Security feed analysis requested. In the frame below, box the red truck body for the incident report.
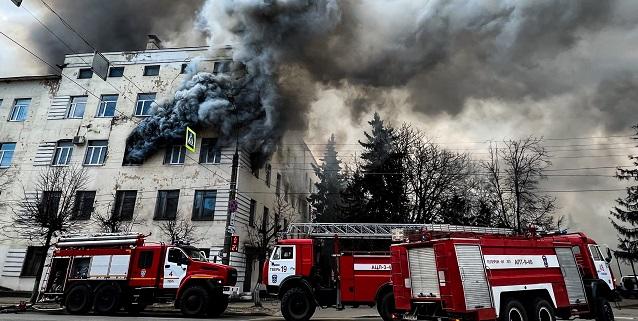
[389,231,618,321]
[40,233,237,317]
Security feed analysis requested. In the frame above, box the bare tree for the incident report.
[8,165,89,302]
[246,195,296,306]
[0,168,13,213]
[397,125,474,224]
[481,137,557,232]
[157,211,200,244]
[93,209,139,233]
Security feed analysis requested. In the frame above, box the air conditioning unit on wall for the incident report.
[72,136,86,145]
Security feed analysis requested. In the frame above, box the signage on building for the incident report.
[91,51,110,81]
[185,127,196,152]
[230,235,240,252]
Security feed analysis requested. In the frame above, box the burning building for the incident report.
[0,37,317,293]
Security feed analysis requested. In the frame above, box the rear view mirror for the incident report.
[605,247,613,263]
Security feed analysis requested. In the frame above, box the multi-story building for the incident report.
[0,38,316,293]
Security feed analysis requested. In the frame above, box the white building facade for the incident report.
[0,43,316,293]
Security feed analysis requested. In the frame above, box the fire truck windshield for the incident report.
[181,247,207,262]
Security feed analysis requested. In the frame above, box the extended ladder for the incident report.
[282,223,513,239]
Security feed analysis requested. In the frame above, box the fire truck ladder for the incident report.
[56,232,144,247]
[282,223,513,239]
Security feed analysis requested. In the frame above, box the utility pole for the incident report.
[222,93,239,265]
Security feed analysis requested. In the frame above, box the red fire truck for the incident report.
[37,233,238,317]
[263,223,488,321]
[388,228,619,321]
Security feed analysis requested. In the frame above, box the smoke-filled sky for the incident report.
[1,0,638,271]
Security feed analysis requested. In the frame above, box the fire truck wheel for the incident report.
[93,283,123,315]
[531,299,555,321]
[180,285,209,317]
[594,298,615,321]
[377,291,395,321]
[281,287,316,321]
[208,294,229,317]
[500,299,529,321]
[64,283,92,314]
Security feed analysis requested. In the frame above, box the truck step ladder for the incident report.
[282,223,513,239]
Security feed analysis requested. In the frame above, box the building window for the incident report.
[261,207,269,231]
[199,138,221,164]
[276,173,282,196]
[77,68,93,79]
[72,191,95,220]
[52,140,73,166]
[108,66,124,78]
[249,199,256,227]
[9,98,30,121]
[265,164,272,187]
[96,94,118,117]
[180,63,188,74]
[0,142,16,168]
[213,61,231,74]
[84,140,108,166]
[20,246,47,277]
[164,145,185,165]
[192,190,216,220]
[154,190,179,220]
[66,96,87,119]
[135,93,156,117]
[113,190,137,220]
[143,65,160,76]
[41,191,62,218]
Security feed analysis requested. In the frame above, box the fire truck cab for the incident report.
[389,229,619,321]
[38,233,238,317]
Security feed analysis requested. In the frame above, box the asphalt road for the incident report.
[0,306,635,321]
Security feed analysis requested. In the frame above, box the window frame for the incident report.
[83,140,108,166]
[20,246,47,277]
[199,138,221,164]
[77,68,93,79]
[96,94,118,118]
[52,140,73,166]
[0,142,16,168]
[164,145,185,165]
[9,98,30,122]
[71,191,96,220]
[265,164,272,187]
[192,190,217,221]
[249,199,257,227]
[113,190,137,220]
[154,190,180,220]
[134,93,156,117]
[66,95,87,119]
[108,66,124,78]
[143,65,160,76]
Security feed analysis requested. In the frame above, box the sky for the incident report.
[1,0,637,273]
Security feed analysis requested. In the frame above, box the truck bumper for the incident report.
[223,286,240,298]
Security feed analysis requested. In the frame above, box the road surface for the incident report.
[0,307,634,321]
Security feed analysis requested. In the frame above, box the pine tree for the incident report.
[611,125,638,277]
[354,113,408,223]
[309,134,346,222]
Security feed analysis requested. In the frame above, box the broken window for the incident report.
[84,140,108,166]
[108,66,124,78]
[135,93,156,116]
[199,138,221,164]
[213,60,231,74]
[143,65,160,76]
[265,163,272,187]
[96,94,118,117]
[72,191,95,220]
[155,190,179,220]
[192,190,216,220]
[276,173,282,196]
[164,145,185,165]
[52,140,73,166]
[66,96,87,119]
[77,68,93,79]
[249,199,257,227]
[113,190,137,220]
[180,63,188,74]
